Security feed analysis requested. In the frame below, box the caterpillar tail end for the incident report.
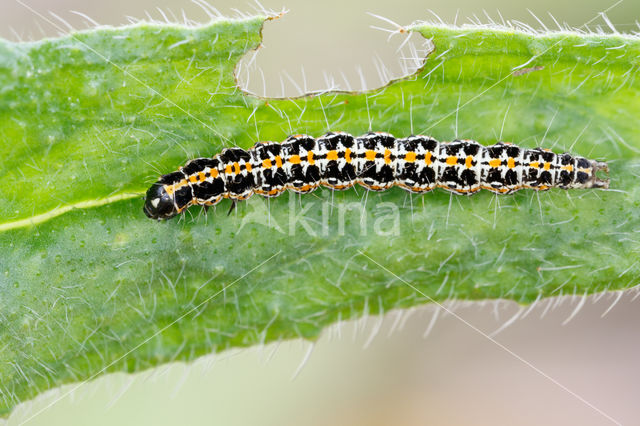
[590,161,610,189]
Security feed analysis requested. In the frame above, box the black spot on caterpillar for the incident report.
[143,132,609,220]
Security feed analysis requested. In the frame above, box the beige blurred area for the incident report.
[2,0,640,425]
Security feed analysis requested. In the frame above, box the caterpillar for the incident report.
[143,132,609,220]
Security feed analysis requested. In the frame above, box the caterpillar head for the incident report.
[143,183,179,220]
[143,171,190,220]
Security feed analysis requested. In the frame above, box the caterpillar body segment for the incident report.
[143,132,609,220]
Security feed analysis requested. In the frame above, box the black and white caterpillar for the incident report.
[143,132,609,220]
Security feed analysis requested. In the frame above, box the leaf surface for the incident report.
[1,16,639,415]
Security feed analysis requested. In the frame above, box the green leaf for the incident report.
[1,15,639,416]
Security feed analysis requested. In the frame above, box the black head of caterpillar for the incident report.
[143,182,178,220]
[143,171,200,219]
[143,132,610,221]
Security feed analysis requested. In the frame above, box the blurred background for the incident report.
[2,0,640,425]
